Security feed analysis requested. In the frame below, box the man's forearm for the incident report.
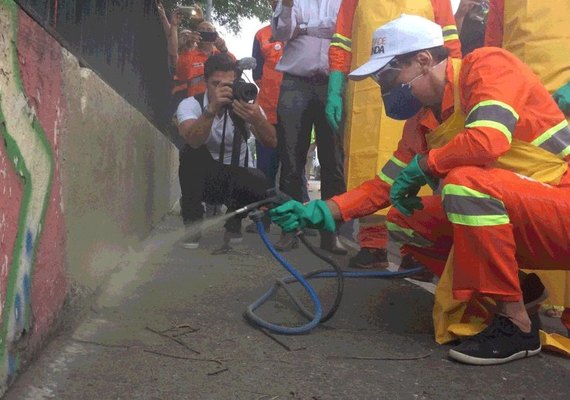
[180,112,215,148]
[251,118,277,148]
[167,25,178,65]
[325,199,342,221]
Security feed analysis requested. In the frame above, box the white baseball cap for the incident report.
[349,14,444,81]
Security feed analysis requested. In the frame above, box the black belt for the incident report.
[284,72,329,86]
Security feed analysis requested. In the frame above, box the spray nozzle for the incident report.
[234,188,291,216]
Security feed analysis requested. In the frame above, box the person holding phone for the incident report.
[175,21,236,99]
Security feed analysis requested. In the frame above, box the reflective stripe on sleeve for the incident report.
[331,33,352,52]
[465,100,519,143]
[531,119,570,158]
[378,156,408,185]
[442,25,459,41]
[442,184,510,226]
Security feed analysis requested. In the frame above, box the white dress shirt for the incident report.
[177,94,255,167]
[271,0,341,77]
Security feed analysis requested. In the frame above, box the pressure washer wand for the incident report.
[234,188,291,216]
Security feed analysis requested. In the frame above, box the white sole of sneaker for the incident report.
[180,242,200,249]
[228,238,243,245]
[448,345,541,366]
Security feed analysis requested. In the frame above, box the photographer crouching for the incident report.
[177,53,277,249]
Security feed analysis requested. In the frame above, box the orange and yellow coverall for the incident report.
[331,47,570,303]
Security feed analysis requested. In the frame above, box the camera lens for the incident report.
[233,81,258,103]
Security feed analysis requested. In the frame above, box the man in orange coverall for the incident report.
[327,0,461,269]
[270,14,570,365]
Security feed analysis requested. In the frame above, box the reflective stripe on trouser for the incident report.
[386,196,453,276]
[441,166,570,302]
[386,220,435,271]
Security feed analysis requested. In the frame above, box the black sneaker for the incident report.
[449,314,541,366]
[181,229,201,249]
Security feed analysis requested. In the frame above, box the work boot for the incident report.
[223,229,243,245]
[348,248,388,269]
[302,228,318,237]
[400,254,435,282]
[448,314,541,365]
[245,215,271,234]
[319,231,347,255]
[274,231,299,252]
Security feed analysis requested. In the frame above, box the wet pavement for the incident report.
[5,213,570,400]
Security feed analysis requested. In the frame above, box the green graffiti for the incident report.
[0,0,55,386]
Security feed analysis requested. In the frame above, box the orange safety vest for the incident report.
[174,49,236,99]
[254,25,284,125]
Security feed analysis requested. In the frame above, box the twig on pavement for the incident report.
[143,349,223,365]
[72,339,130,349]
[256,328,292,351]
[207,367,229,376]
[145,326,201,354]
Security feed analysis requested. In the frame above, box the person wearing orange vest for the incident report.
[326,0,461,269]
[174,21,235,100]
[251,24,284,184]
[270,15,570,365]
[485,0,570,333]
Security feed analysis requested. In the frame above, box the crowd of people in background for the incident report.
[153,0,570,357]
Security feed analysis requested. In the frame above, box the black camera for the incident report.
[232,79,258,103]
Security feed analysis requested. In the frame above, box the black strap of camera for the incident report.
[195,92,249,168]
[230,113,250,168]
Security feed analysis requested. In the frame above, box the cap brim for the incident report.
[348,56,394,81]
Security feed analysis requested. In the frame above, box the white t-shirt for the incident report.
[177,93,255,167]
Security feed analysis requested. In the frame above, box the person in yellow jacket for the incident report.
[485,0,570,333]
[327,0,461,269]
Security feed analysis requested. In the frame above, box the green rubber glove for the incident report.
[326,71,346,131]
[269,199,336,233]
[389,155,436,216]
[553,82,570,116]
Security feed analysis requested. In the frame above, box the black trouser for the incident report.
[179,145,271,232]
[277,73,346,202]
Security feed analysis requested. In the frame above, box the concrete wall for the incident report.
[0,0,179,392]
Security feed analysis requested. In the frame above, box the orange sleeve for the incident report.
[331,119,422,221]
[175,52,192,81]
[484,0,504,47]
[431,0,462,59]
[329,0,358,73]
[427,49,527,176]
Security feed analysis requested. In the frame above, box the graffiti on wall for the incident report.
[0,0,67,389]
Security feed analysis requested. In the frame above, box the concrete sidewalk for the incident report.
[5,214,570,400]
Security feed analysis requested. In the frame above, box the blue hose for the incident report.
[245,220,426,335]
[246,220,323,334]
